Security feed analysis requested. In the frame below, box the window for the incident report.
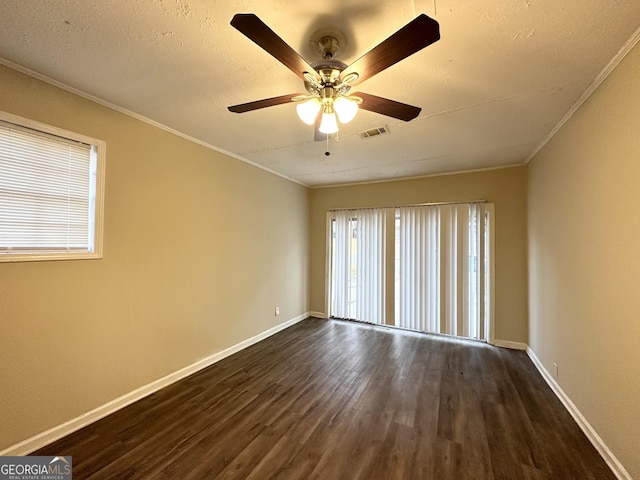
[0,111,105,262]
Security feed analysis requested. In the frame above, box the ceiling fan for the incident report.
[227,13,440,140]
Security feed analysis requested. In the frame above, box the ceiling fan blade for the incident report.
[341,14,440,86]
[355,92,422,121]
[228,93,303,113]
[231,14,319,82]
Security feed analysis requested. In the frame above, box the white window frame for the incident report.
[0,111,106,263]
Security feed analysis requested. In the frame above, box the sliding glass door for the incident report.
[394,203,492,340]
[329,202,494,341]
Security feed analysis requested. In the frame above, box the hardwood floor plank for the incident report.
[32,318,617,479]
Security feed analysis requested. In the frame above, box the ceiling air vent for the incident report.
[358,125,390,139]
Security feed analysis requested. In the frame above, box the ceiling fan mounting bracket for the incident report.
[309,27,347,61]
[317,35,339,59]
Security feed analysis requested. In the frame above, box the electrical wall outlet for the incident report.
[553,362,559,379]
[275,306,280,316]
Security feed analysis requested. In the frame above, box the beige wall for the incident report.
[0,65,310,450]
[527,43,640,478]
[309,166,528,343]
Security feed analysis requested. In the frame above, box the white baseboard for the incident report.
[308,311,326,318]
[491,339,528,350]
[0,312,309,456]
[526,347,632,480]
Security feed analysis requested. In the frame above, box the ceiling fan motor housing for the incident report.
[304,60,349,95]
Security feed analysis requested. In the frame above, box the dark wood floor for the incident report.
[34,318,615,479]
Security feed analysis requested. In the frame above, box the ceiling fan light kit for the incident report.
[319,108,339,134]
[333,96,358,123]
[228,12,440,142]
[296,98,321,125]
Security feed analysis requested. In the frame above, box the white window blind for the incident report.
[329,202,494,340]
[395,203,491,340]
[330,209,386,325]
[395,205,441,333]
[331,210,354,319]
[0,114,104,261]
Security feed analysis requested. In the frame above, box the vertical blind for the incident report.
[329,202,492,341]
[395,203,488,339]
[331,210,353,319]
[331,208,386,324]
[0,120,96,253]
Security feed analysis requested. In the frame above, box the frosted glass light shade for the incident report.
[296,98,321,125]
[319,112,339,134]
[334,97,358,123]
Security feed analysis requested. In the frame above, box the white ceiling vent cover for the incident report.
[358,126,390,139]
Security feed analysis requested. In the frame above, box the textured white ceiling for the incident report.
[1,0,639,186]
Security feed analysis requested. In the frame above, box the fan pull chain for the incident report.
[325,134,330,156]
